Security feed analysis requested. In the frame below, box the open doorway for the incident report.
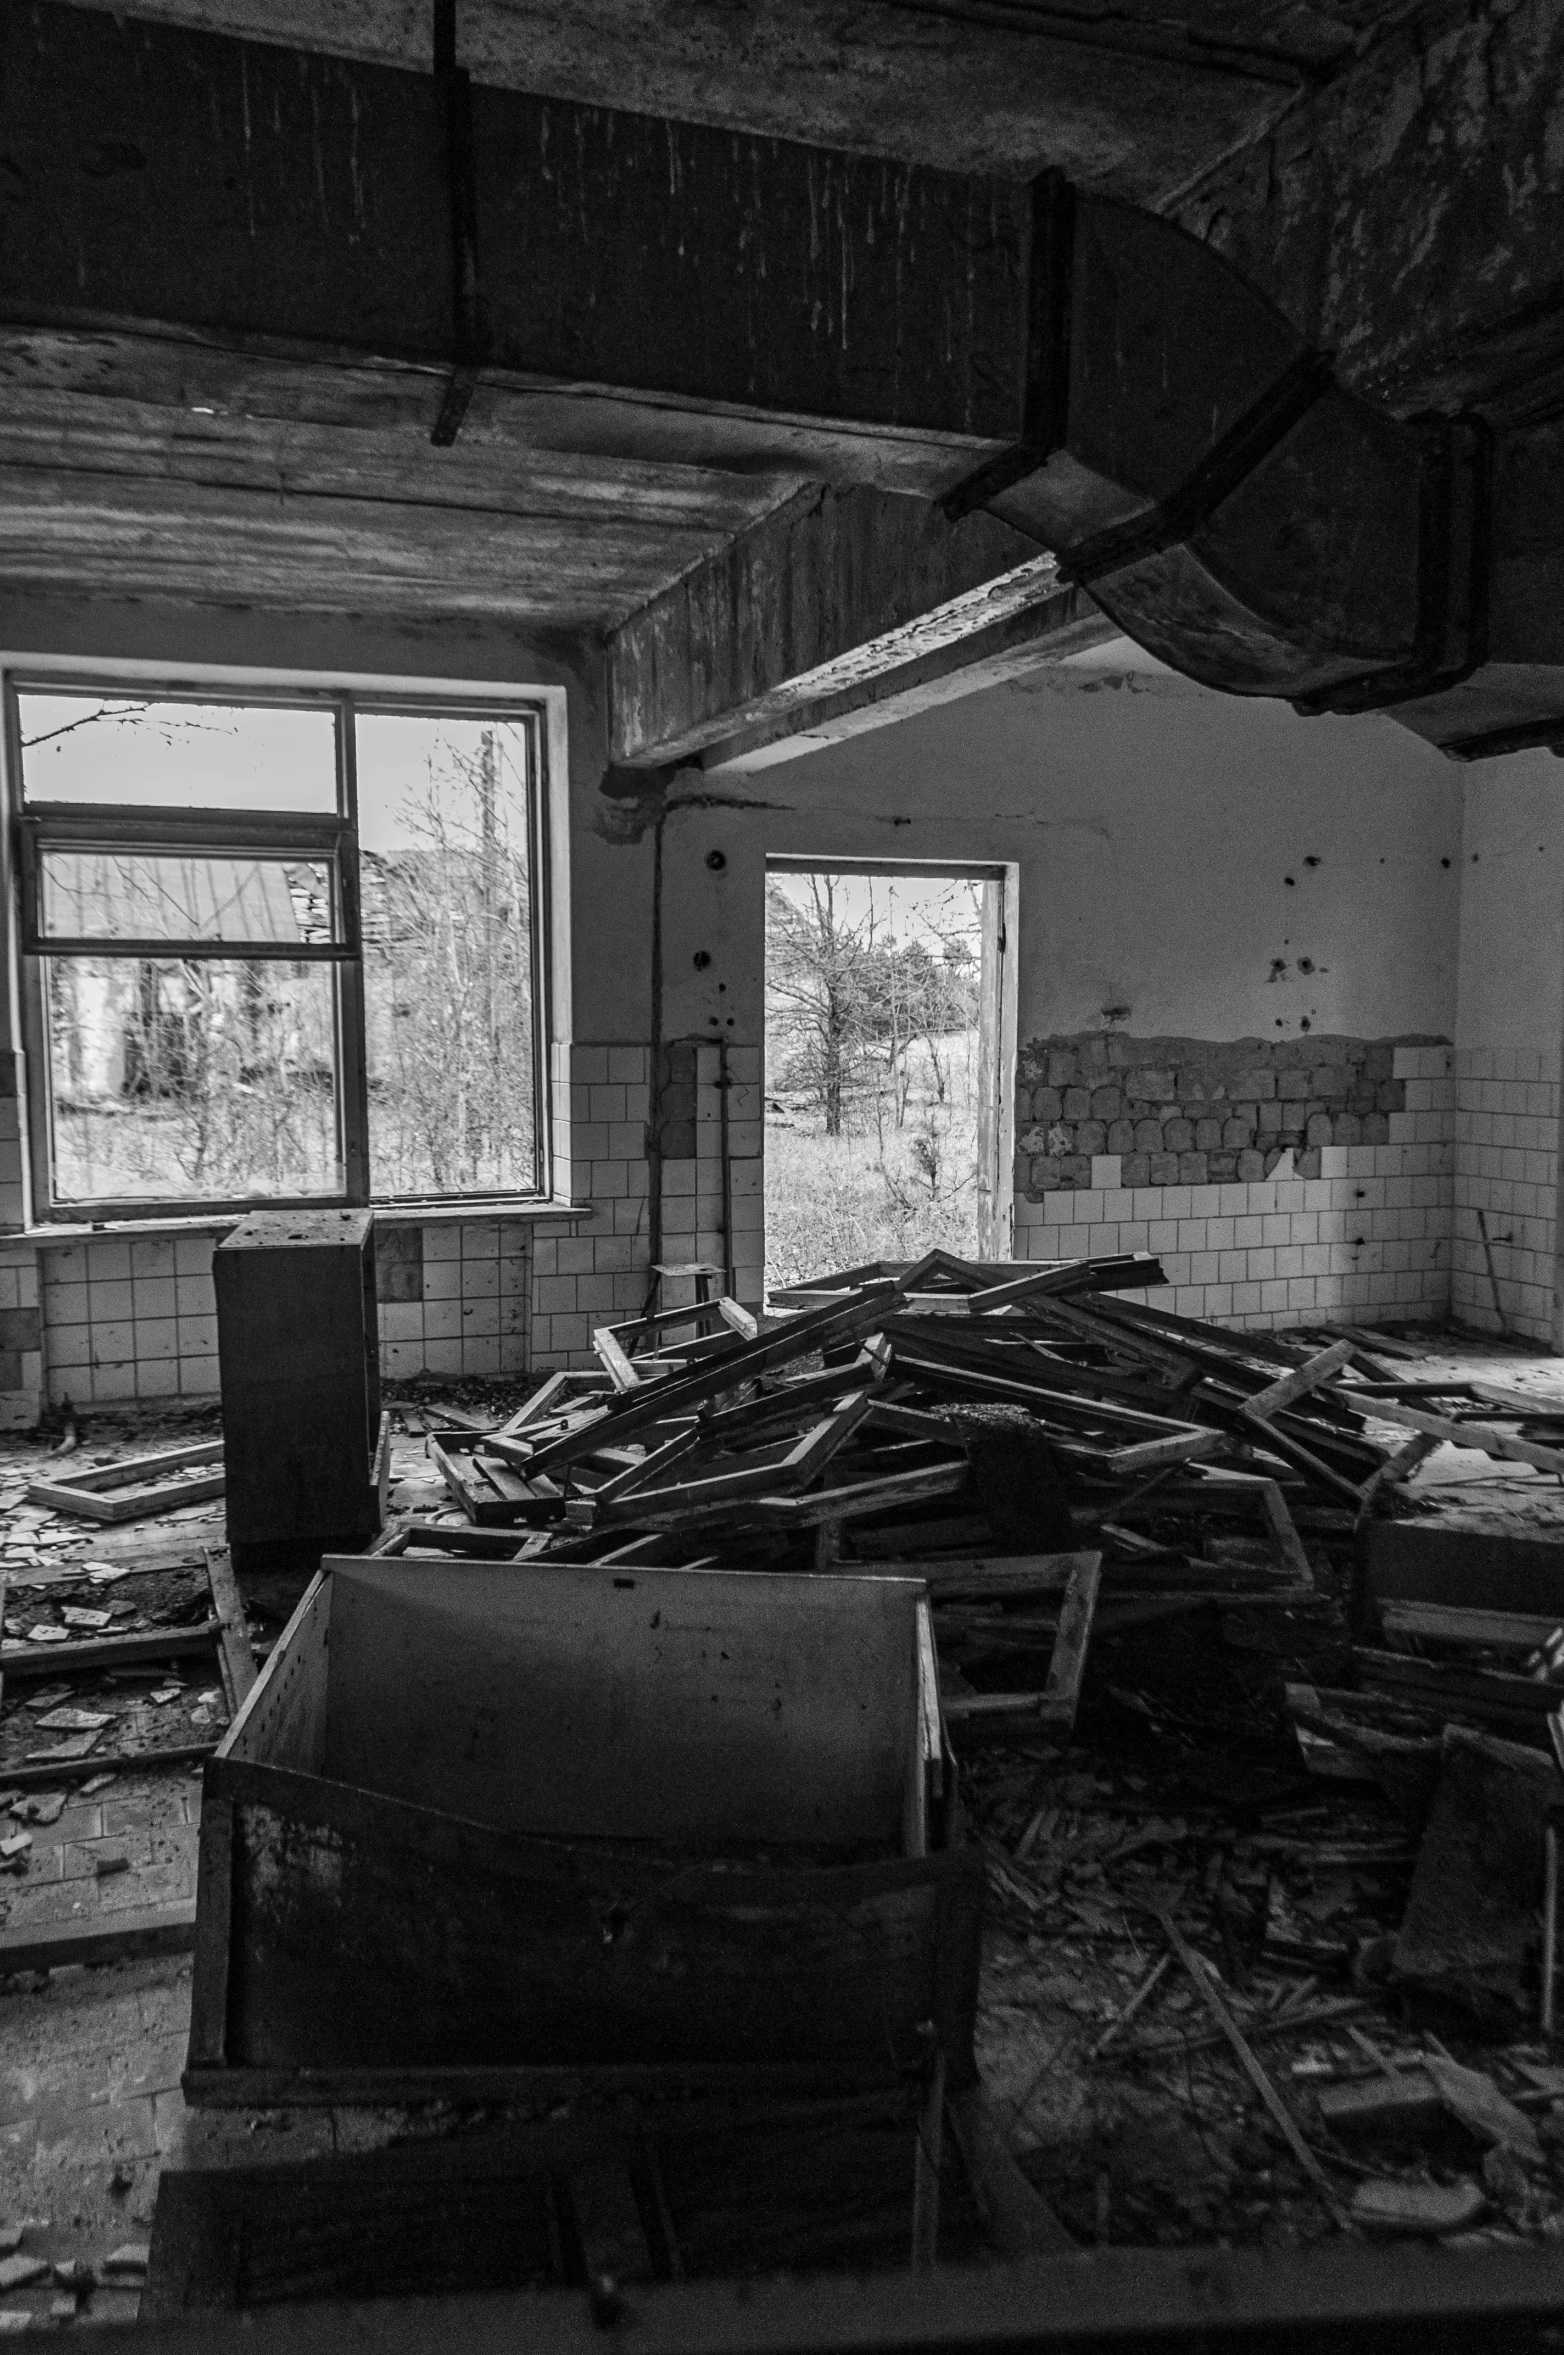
[763,858,1012,1292]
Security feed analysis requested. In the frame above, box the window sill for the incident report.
[8,1199,595,1248]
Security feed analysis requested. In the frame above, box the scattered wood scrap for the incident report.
[26,1438,225,1523]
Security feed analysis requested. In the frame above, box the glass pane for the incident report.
[44,958,343,1207]
[356,715,536,1194]
[38,851,337,947]
[16,693,337,812]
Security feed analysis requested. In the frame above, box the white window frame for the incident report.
[5,676,552,1222]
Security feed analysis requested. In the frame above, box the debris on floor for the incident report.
[10,1295,1564,2318]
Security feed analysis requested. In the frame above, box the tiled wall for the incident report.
[1014,1044,1455,1331]
[0,1238,41,1431]
[1,1033,1551,1415]
[1452,1045,1561,1344]
[40,1229,220,1406]
[529,1038,763,1370]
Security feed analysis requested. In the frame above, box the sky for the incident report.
[766,867,986,956]
[15,694,530,859]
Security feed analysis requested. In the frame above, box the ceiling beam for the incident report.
[607,486,1114,768]
[0,3,1030,473]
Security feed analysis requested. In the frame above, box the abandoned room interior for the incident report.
[1,0,1564,2345]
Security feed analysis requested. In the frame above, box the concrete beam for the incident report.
[0,2,1030,466]
[700,587,1120,776]
[607,489,1109,767]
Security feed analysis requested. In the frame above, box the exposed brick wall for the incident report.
[1016,1033,1428,1197]
[1012,1044,1455,1333]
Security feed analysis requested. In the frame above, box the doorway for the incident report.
[763,858,1012,1293]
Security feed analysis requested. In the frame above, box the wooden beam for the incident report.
[608,485,1112,766]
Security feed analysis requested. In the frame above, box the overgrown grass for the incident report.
[764,1030,983,1288]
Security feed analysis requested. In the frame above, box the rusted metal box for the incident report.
[184,1559,981,2104]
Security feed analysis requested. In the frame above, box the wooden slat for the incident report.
[1379,1600,1561,1650]
[1037,1551,1103,1734]
[0,1620,221,1680]
[1344,1393,1564,1475]
[1242,1338,1357,1421]
[204,1549,257,1711]
[0,1899,197,1976]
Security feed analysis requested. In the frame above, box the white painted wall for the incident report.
[687,643,1463,1048]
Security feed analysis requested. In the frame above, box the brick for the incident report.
[1090,1086,1122,1121]
[1178,1152,1208,1185]
[1106,1119,1136,1154]
[1277,1069,1312,1100]
[1376,1079,1406,1112]
[1062,1087,1091,1120]
[1027,1157,1062,1191]
[1362,1045,1395,1082]
[1163,1117,1194,1152]
[1045,1051,1076,1088]
[1031,1087,1062,1122]
[1296,1149,1322,1179]
[1333,1112,1362,1144]
[1120,1153,1150,1188]
[1363,1112,1390,1144]
[1221,1116,1253,1149]
[1126,1067,1175,1102]
[1236,1068,1276,1099]
[1193,1117,1222,1151]
[1132,1118,1163,1153]
[1208,1152,1238,1182]
[1059,1156,1091,1188]
[1149,1153,1180,1185]
[1311,1066,1349,1098]
[1305,1111,1332,1145]
[1076,1120,1107,1156]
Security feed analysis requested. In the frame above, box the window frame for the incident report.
[6,677,550,1223]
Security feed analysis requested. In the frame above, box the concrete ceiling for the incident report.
[48,0,1416,202]
[6,0,1562,770]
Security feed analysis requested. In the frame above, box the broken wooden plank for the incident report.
[898,1553,1088,1602]
[1036,1550,1102,1734]
[1355,1647,1564,1726]
[0,1620,222,1680]
[1258,1480,1315,1586]
[27,1438,226,1523]
[1349,1393,1564,1475]
[529,1283,906,1474]
[2,1742,219,1793]
[1379,1600,1563,1651]
[940,1692,1050,1723]
[593,1322,647,1391]
[1156,1908,1345,2221]
[0,1899,197,1976]
[1242,1338,1357,1422]
[204,1550,257,1714]
[1095,1427,1225,1478]
[965,1254,1164,1316]
[1316,2068,1444,2136]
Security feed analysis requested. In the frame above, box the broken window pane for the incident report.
[44,958,342,1206]
[357,716,537,1196]
[37,852,338,948]
[16,693,337,812]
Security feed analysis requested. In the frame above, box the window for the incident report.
[9,685,547,1219]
